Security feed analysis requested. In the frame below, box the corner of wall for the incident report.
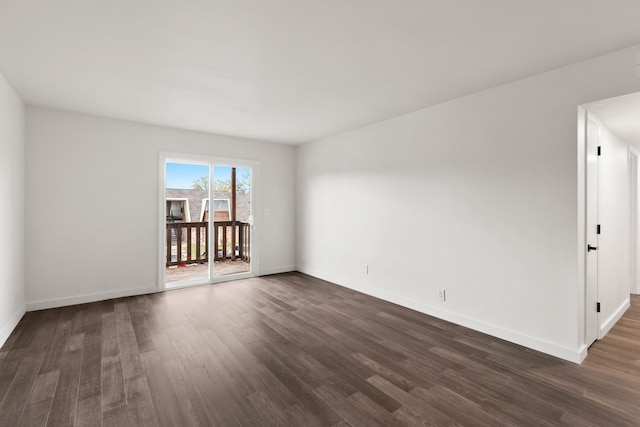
[0,304,26,349]
[0,71,26,349]
[599,298,631,338]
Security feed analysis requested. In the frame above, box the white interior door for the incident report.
[585,117,600,346]
[631,151,640,295]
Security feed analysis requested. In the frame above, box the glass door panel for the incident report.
[164,162,210,287]
[212,166,252,277]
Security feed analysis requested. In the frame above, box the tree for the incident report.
[193,169,251,192]
[191,176,209,190]
[213,178,231,191]
[236,169,251,193]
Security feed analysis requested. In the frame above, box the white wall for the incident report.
[0,73,25,348]
[297,45,640,363]
[26,107,296,309]
[595,122,631,335]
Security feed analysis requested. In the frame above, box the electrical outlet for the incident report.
[363,265,369,274]
[438,289,446,302]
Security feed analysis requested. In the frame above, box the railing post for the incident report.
[238,224,244,259]
[166,224,172,266]
[214,223,219,260]
[187,225,192,263]
[195,224,201,263]
[176,225,183,264]
[204,222,209,263]
[222,224,227,260]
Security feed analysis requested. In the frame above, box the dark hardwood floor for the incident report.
[1,272,640,426]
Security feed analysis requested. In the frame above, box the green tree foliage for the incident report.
[193,169,251,192]
[213,179,231,191]
[235,169,251,192]
[191,176,209,190]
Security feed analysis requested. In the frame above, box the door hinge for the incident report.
[597,146,602,156]
[597,302,601,313]
[597,224,601,234]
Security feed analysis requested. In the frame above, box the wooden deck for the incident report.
[165,260,250,285]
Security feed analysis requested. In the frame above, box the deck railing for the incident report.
[166,221,250,267]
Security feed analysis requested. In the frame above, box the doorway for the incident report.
[159,153,258,290]
[580,92,640,354]
[584,115,600,347]
[630,150,640,294]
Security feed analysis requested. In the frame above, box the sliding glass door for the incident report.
[164,161,210,287]
[160,153,256,290]
[210,166,252,277]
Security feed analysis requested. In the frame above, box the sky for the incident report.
[166,163,246,189]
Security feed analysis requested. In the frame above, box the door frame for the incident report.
[630,147,640,295]
[158,151,261,291]
[584,113,600,345]
[577,107,601,359]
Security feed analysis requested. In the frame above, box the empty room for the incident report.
[3,1,640,425]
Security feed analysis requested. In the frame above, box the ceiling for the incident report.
[2,1,640,144]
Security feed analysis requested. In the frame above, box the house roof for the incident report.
[166,189,251,223]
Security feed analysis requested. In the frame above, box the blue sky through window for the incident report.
[166,163,247,189]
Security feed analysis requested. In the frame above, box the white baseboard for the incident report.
[260,265,296,276]
[26,286,159,311]
[599,298,630,338]
[297,266,584,364]
[26,266,296,312]
[0,303,26,349]
[576,344,589,363]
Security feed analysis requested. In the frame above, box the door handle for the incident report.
[588,245,598,252]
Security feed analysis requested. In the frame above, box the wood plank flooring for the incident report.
[2,272,640,426]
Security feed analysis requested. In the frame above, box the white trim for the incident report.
[158,151,261,291]
[599,298,630,338]
[577,105,587,350]
[164,271,256,291]
[163,272,256,292]
[575,344,589,363]
[0,304,26,348]
[208,164,214,281]
[629,147,640,295]
[158,154,168,291]
[26,287,158,311]
[298,266,585,364]
[163,274,210,291]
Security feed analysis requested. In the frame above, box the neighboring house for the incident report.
[165,189,251,223]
